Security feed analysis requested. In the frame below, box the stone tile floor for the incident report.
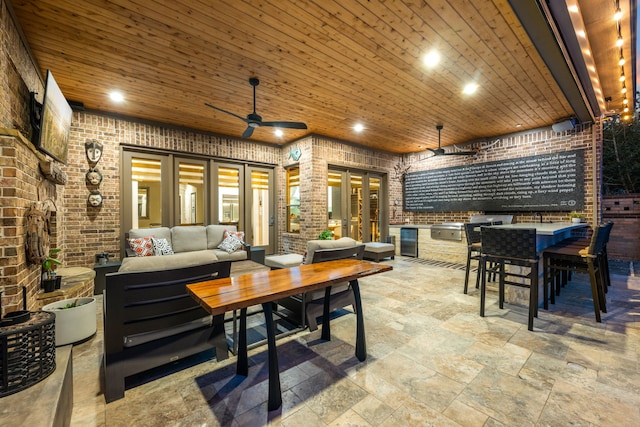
[69,257,640,426]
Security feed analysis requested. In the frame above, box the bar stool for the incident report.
[463,222,489,294]
[479,227,539,331]
[542,223,611,322]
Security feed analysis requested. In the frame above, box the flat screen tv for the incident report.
[35,70,73,164]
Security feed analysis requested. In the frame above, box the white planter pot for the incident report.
[42,297,97,346]
[571,217,582,224]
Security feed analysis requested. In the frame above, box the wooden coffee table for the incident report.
[188,259,392,410]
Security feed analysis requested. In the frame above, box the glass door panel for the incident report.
[327,171,343,239]
[350,173,363,241]
[247,167,274,252]
[217,166,241,226]
[370,177,381,241]
[131,157,163,229]
[176,159,206,225]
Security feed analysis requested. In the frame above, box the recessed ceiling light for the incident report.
[109,91,124,102]
[274,129,283,137]
[462,82,478,95]
[423,50,440,68]
[353,123,365,132]
[515,123,522,128]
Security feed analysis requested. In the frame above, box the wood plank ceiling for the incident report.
[8,0,635,154]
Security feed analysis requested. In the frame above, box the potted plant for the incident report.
[318,230,333,240]
[42,297,97,346]
[42,248,63,292]
[569,213,585,224]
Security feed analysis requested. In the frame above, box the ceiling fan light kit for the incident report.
[205,78,307,139]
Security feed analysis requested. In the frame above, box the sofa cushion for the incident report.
[119,250,218,272]
[129,227,172,244]
[304,237,358,264]
[212,249,248,261]
[128,236,155,257]
[171,226,207,253]
[206,225,236,249]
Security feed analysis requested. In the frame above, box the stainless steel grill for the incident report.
[430,222,464,241]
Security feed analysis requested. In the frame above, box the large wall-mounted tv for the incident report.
[33,70,73,164]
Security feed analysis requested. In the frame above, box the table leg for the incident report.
[321,286,332,341]
[351,279,366,362]
[237,307,248,377]
[232,309,239,355]
[262,302,282,411]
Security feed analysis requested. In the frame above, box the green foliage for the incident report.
[56,299,79,310]
[603,105,640,194]
[42,248,62,279]
[318,230,333,240]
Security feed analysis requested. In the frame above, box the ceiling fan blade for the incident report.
[204,103,249,123]
[241,126,255,139]
[260,121,307,130]
[426,147,444,155]
[444,151,477,156]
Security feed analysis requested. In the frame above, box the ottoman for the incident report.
[363,242,395,261]
[265,253,304,269]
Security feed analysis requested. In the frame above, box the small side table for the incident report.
[250,247,266,265]
[93,261,121,295]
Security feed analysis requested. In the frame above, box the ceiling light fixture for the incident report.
[462,82,478,95]
[618,55,625,66]
[614,6,623,21]
[616,34,624,47]
[423,50,440,68]
[109,91,124,102]
[274,129,283,137]
[353,123,364,132]
[623,98,628,104]
[621,85,627,94]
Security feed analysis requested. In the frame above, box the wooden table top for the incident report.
[187,259,392,316]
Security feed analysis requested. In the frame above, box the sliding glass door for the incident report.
[122,150,276,254]
[327,168,387,242]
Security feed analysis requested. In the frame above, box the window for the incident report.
[286,166,300,233]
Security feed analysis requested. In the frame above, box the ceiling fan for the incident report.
[205,77,307,139]
[427,125,477,156]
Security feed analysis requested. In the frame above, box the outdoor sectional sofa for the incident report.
[120,224,251,272]
[103,261,231,402]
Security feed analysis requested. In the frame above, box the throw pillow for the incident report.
[217,235,243,253]
[128,236,154,257]
[223,230,245,243]
[152,237,174,256]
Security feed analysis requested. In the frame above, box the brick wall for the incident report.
[0,131,66,313]
[0,1,66,314]
[65,113,283,268]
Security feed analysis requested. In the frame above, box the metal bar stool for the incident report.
[479,227,539,331]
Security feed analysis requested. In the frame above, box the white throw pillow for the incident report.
[152,237,174,256]
[217,235,243,253]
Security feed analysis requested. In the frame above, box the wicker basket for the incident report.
[0,311,56,397]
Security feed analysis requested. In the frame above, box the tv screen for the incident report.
[37,70,72,164]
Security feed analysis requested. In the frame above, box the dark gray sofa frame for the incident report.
[103,261,231,402]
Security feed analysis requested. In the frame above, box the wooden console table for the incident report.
[187,258,392,410]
